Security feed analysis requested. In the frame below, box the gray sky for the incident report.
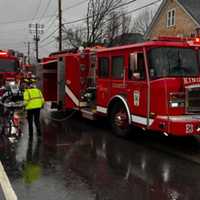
[0,0,161,59]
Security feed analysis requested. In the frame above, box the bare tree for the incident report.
[104,11,120,44]
[86,0,122,45]
[104,10,131,46]
[62,26,86,48]
[62,0,124,48]
[132,9,153,35]
[121,12,131,34]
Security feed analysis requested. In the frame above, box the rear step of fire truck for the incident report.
[81,107,97,120]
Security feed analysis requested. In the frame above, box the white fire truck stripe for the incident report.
[0,161,18,200]
[65,85,79,106]
[65,85,87,107]
[97,106,107,114]
[131,115,154,126]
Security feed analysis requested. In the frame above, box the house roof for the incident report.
[177,0,200,25]
[145,0,200,38]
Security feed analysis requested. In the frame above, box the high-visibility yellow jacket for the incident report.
[23,88,45,110]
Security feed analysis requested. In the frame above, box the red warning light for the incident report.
[0,51,8,56]
[195,38,200,43]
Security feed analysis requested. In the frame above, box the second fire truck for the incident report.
[40,37,200,137]
[0,50,22,94]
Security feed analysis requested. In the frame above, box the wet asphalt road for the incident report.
[1,107,200,200]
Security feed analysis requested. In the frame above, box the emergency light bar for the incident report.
[155,36,187,42]
[154,36,200,44]
[0,51,8,56]
[187,37,200,46]
[195,38,200,43]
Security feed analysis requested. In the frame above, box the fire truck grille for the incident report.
[186,87,200,113]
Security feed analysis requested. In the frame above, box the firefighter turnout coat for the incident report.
[23,88,45,110]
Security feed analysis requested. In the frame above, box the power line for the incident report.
[44,16,57,31]
[63,0,161,28]
[0,0,88,25]
[63,0,88,11]
[38,0,54,22]
[40,39,56,48]
[32,0,42,20]
[41,0,161,46]
[63,0,137,25]
[36,0,162,56]
[103,0,162,26]
[40,28,59,43]
[39,0,89,49]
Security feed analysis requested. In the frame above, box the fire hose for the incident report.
[45,109,77,122]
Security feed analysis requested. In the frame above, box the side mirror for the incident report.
[130,53,138,72]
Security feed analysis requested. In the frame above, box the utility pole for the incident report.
[24,42,31,64]
[29,23,44,62]
[35,24,39,62]
[57,0,64,108]
[58,0,62,51]
[25,41,31,64]
[27,42,30,64]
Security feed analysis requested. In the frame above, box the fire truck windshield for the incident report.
[0,59,18,73]
[148,47,199,78]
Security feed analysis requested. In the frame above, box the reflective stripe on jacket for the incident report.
[23,88,45,110]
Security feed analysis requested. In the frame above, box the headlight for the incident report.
[169,92,185,108]
[8,81,16,86]
[171,102,179,108]
[5,80,16,87]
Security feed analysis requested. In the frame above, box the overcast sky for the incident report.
[0,0,161,60]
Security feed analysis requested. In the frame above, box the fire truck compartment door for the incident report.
[96,79,111,107]
[41,60,58,101]
[129,81,148,120]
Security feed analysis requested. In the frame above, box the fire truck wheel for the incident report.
[109,101,131,137]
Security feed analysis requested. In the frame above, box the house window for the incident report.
[112,56,124,79]
[99,57,109,78]
[167,9,176,27]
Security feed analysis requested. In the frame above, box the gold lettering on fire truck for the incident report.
[133,90,140,107]
[112,83,126,88]
[184,77,200,85]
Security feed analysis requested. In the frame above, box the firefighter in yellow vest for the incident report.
[23,77,45,139]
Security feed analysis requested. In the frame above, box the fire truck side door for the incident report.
[128,52,148,124]
[96,56,111,108]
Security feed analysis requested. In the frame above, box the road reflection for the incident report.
[1,110,200,200]
[41,113,200,200]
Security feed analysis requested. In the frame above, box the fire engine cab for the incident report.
[40,37,200,137]
[0,50,21,87]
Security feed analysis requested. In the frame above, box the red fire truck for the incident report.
[0,50,21,88]
[40,37,200,137]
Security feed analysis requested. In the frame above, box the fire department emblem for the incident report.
[133,91,140,107]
